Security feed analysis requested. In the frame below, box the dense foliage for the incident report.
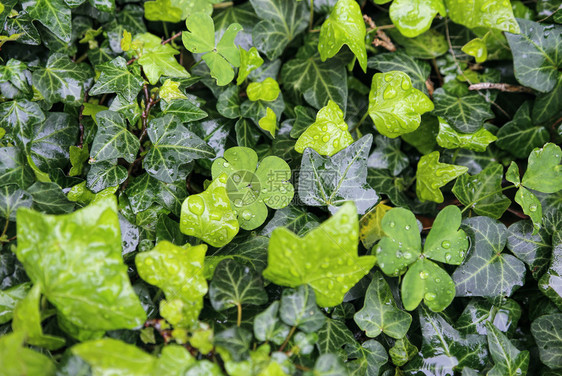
[1,0,562,375]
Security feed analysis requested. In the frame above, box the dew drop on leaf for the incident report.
[441,240,451,249]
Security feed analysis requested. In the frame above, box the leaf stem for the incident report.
[161,31,182,45]
[350,111,369,134]
[213,1,233,9]
[309,0,314,31]
[236,302,242,327]
[1,219,9,239]
[279,325,297,352]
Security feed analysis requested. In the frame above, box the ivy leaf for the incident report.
[0,333,56,376]
[298,135,378,214]
[354,272,412,339]
[319,0,367,72]
[263,202,376,307]
[416,151,468,203]
[209,259,267,312]
[249,0,309,60]
[258,107,277,137]
[389,337,417,367]
[345,339,388,375]
[496,102,549,158]
[217,86,241,119]
[514,187,543,233]
[432,87,494,133]
[16,197,146,331]
[0,283,30,325]
[423,205,469,264]
[253,301,290,345]
[136,241,207,328]
[237,47,263,85]
[179,174,239,247]
[32,53,92,106]
[507,220,551,279]
[317,317,356,354]
[294,100,353,156]
[389,0,446,38]
[452,163,511,219]
[539,230,562,311]
[367,50,431,94]
[444,0,519,34]
[533,75,562,124]
[452,216,526,298]
[486,322,530,376]
[135,33,190,85]
[0,99,44,139]
[21,0,71,42]
[86,162,128,193]
[247,77,280,102]
[27,182,74,214]
[388,28,448,59]
[368,71,434,138]
[89,57,143,102]
[505,19,561,93]
[436,117,497,152]
[182,12,242,86]
[359,202,392,249]
[161,98,209,123]
[279,285,326,332]
[531,313,562,369]
[521,143,562,193]
[143,115,215,183]
[462,37,488,63]
[90,110,140,164]
[0,185,32,222]
[235,118,261,147]
[143,0,183,23]
[368,135,409,176]
[0,147,35,188]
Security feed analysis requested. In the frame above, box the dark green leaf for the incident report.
[279,285,326,332]
[89,57,143,102]
[90,110,140,164]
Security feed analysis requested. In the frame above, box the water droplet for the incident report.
[234,198,243,207]
[313,135,320,140]
[396,251,402,258]
[389,221,396,228]
[435,278,441,283]
[188,195,205,216]
[336,276,344,282]
[383,86,397,100]
[424,292,436,301]
[405,225,411,230]
[223,162,230,168]
[376,247,382,254]
[232,174,241,183]
[459,251,465,258]
[442,240,451,249]
[242,210,252,220]
[445,253,452,262]
[419,271,429,280]
[529,204,537,212]
[333,139,340,148]
[321,126,328,132]
[401,79,411,90]
[322,135,330,143]
[403,252,412,259]
[384,74,393,82]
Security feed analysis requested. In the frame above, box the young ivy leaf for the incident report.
[354,271,412,339]
[444,0,520,34]
[436,117,497,152]
[389,0,446,38]
[318,0,367,72]
[159,79,187,102]
[514,187,542,233]
[237,47,263,85]
[180,174,239,247]
[89,57,143,102]
[294,100,353,156]
[423,205,469,265]
[258,107,277,138]
[263,202,377,307]
[279,285,326,332]
[521,143,562,194]
[211,146,294,230]
[462,37,488,63]
[416,151,468,203]
[486,322,530,376]
[246,77,280,102]
[182,12,242,86]
[368,71,434,138]
[0,333,56,376]
[136,241,207,328]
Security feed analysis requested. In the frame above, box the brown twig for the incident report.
[431,58,443,86]
[468,82,534,94]
[425,78,435,98]
[364,15,396,52]
[161,31,182,45]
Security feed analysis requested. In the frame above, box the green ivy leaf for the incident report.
[416,151,468,203]
[367,50,431,94]
[22,0,71,42]
[486,321,530,376]
[179,173,240,247]
[249,0,309,60]
[143,0,183,23]
[217,86,241,119]
[28,181,74,214]
[0,184,32,222]
[317,317,356,354]
[436,117,496,152]
[0,99,44,139]
[319,0,367,72]
[86,162,128,193]
[253,301,291,345]
[496,102,549,158]
[389,337,417,367]
[452,163,511,219]
[354,271,412,339]
[279,285,326,332]
[136,241,207,328]
[539,230,562,311]
[387,28,448,59]
[90,110,140,164]
[0,283,31,325]
[294,100,353,156]
[389,0,445,38]
[445,0,519,33]
[531,313,562,369]
[452,216,526,298]
[505,19,561,93]
[32,53,92,106]
[368,135,409,176]
[237,47,263,85]
[143,115,215,183]
[0,332,56,376]
[432,87,494,133]
[161,98,209,123]
[182,12,242,86]
[89,57,143,102]
[533,75,562,124]
[246,77,280,102]
[263,202,376,307]
[462,37,488,63]
[507,220,551,279]
[298,135,379,214]
[16,197,146,331]
[368,71,433,138]
[258,107,277,137]
[515,187,543,233]
[521,143,562,193]
[0,147,35,189]
[135,33,190,85]
[345,339,388,375]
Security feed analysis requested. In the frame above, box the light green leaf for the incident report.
[247,77,280,102]
[436,117,496,152]
[432,87,494,133]
[22,0,71,42]
[319,0,367,72]
[90,110,140,164]
[452,216,526,298]
[143,115,215,183]
[180,173,239,247]
[521,143,562,193]
[416,151,468,203]
[452,163,511,219]
[135,33,190,85]
[496,102,549,158]
[387,28,448,59]
[237,47,264,85]
[258,107,277,137]
[295,100,353,156]
[16,197,146,331]
[389,337,417,367]
[136,241,207,328]
[389,0,445,38]
[279,285,326,332]
[423,205,469,264]
[89,57,143,102]
[505,19,561,92]
[263,202,376,307]
[354,272,412,339]
[143,0,183,23]
[0,332,56,376]
[486,322,530,376]
[515,187,543,233]
[298,135,379,214]
[0,283,31,325]
[402,258,455,312]
[368,71,434,138]
[367,50,431,94]
[445,0,519,33]
[531,313,562,369]
[462,37,488,63]
[159,79,187,102]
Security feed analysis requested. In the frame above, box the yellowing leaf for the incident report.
[359,202,393,250]
[247,77,280,102]
[258,107,277,138]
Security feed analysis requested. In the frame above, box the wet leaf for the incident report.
[416,151,468,203]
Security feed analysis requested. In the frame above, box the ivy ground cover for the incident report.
[1,0,562,375]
